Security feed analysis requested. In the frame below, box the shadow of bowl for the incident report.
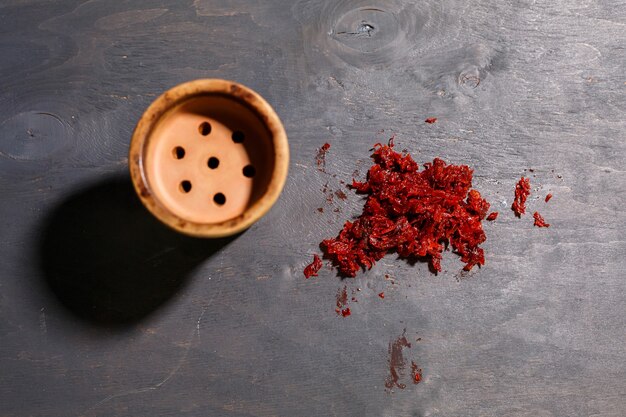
[38,175,236,328]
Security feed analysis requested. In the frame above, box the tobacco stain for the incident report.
[384,329,411,390]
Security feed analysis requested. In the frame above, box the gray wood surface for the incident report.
[1,1,625,416]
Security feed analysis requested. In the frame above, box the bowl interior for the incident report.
[144,94,275,224]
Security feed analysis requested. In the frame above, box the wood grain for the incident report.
[0,1,624,416]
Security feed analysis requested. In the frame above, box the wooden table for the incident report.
[1,1,625,416]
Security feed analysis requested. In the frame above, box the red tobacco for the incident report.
[303,254,322,278]
[533,212,550,228]
[315,143,331,171]
[425,118,437,124]
[545,193,552,203]
[318,141,490,277]
[411,361,422,384]
[512,177,530,217]
[486,212,499,221]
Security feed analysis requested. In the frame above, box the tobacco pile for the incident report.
[310,140,491,277]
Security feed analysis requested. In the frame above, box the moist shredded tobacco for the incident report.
[303,254,322,278]
[512,177,531,217]
[533,211,550,228]
[306,140,490,277]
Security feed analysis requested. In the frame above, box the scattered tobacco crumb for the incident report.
[425,117,437,124]
[384,330,411,390]
[317,207,324,213]
[336,286,348,308]
[334,286,351,317]
[378,292,385,299]
[316,143,331,171]
[321,181,343,206]
[486,212,499,221]
[512,177,531,217]
[335,190,347,200]
[303,254,322,278]
[319,140,490,277]
[533,211,550,228]
[545,193,553,203]
[410,361,422,384]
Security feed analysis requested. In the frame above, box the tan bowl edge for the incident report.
[129,79,289,238]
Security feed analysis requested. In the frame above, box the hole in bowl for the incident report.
[207,157,219,169]
[145,95,276,224]
[243,165,256,178]
[180,180,192,193]
[199,121,212,136]
[213,193,226,205]
[232,131,245,143]
[172,146,185,159]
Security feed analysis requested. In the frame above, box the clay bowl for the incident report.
[129,79,289,237]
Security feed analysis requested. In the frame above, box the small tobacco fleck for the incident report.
[512,177,531,217]
[335,190,347,200]
[533,211,550,228]
[378,292,385,299]
[336,286,348,309]
[425,117,437,124]
[545,193,553,203]
[486,212,499,221]
[303,254,322,278]
[411,361,422,384]
[316,143,331,171]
